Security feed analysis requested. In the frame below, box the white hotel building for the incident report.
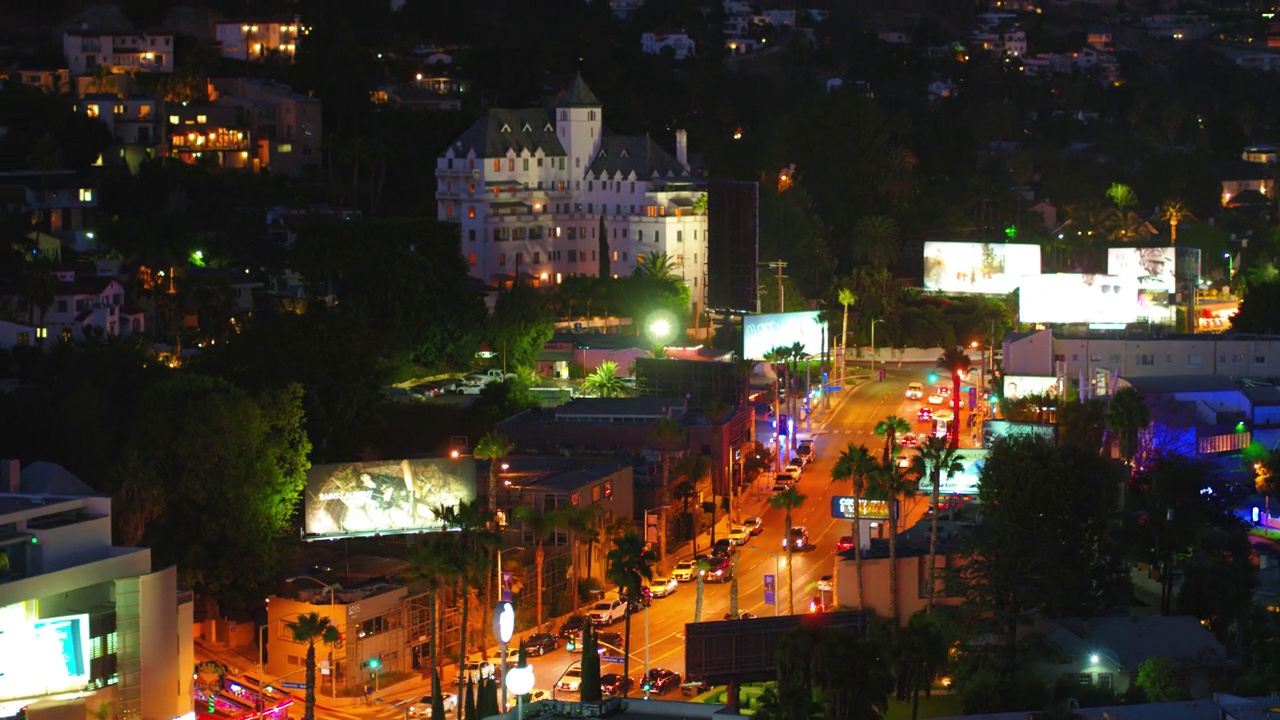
[435,76,708,307]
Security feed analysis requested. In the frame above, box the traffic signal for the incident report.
[778,414,789,436]
[928,372,938,383]
[566,638,577,652]
[642,680,652,691]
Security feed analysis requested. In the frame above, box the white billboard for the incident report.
[0,610,91,700]
[1019,274,1139,325]
[1107,247,1176,291]
[923,242,1041,294]
[743,311,825,360]
[917,448,987,496]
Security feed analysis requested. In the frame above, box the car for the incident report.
[900,433,918,448]
[722,611,757,620]
[558,615,587,639]
[587,599,627,625]
[712,538,734,556]
[600,673,635,696]
[672,560,698,582]
[771,482,793,493]
[836,536,855,552]
[933,408,954,422]
[489,646,521,665]
[409,693,459,717]
[785,462,804,477]
[597,631,625,650]
[783,526,809,550]
[817,575,834,592]
[937,386,951,397]
[410,382,443,398]
[906,382,924,399]
[927,392,945,405]
[640,668,683,695]
[796,440,814,458]
[774,473,796,488]
[525,633,559,656]
[741,517,763,536]
[557,666,584,693]
[701,555,731,583]
[726,525,750,546]
[646,576,678,598]
[456,660,495,685]
[918,407,933,422]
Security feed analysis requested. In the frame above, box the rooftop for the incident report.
[484,457,630,492]
[1122,375,1244,395]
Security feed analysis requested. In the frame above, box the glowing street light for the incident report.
[505,664,535,720]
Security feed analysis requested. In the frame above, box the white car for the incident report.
[489,646,520,666]
[906,382,924,399]
[587,599,627,625]
[927,393,945,405]
[557,666,584,693]
[410,693,459,717]
[646,576,678,598]
[672,560,698,582]
[785,462,804,477]
[726,526,750,546]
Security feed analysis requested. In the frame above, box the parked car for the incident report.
[557,666,584,693]
[525,633,559,656]
[701,555,731,583]
[726,525,750,546]
[783,526,809,551]
[587,598,627,625]
[640,668,683,695]
[722,611,757,620]
[409,693,459,717]
[796,441,814,460]
[646,576,678,598]
[489,646,520,665]
[672,560,698,582]
[906,382,924,399]
[600,673,634,696]
[410,382,444,398]
[741,517,763,536]
[837,536,855,552]
[785,462,804,477]
[712,538,734,556]
[558,615,587,639]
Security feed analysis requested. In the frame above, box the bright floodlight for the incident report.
[651,318,671,340]
[1089,654,1099,664]
[506,664,535,695]
[647,310,677,345]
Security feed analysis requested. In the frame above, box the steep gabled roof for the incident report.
[447,108,566,158]
[588,134,688,179]
[555,74,601,108]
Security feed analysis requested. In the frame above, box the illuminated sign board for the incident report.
[1107,247,1176,291]
[1003,375,1059,399]
[922,242,1041,294]
[0,610,90,700]
[743,311,825,361]
[1018,274,1139,325]
[303,458,476,540]
[916,449,988,496]
[830,496,889,520]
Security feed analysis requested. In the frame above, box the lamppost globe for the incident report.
[506,664,535,696]
[651,318,670,339]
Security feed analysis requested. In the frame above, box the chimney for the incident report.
[675,129,688,168]
[2,459,20,493]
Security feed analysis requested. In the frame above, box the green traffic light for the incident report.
[369,658,381,669]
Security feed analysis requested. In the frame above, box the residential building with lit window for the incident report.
[163,105,255,170]
[209,78,323,176]
[435,76,708,307]
[0,268,144,346]
[214,18,303,63]
[0,170,98,240]
[62,29,174,79]
[73,95,161,172]
[9,68,71,94]
[0,460,194,719]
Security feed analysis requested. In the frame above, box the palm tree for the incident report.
[917,437,962,612]
[853,216,902,270]
[1106,209,1155,243]
[838,288,856,380]
[284,612,339,720]
[474,432,513,617]
[769,486,808,615]
[878,145,919,212]
[560,503,603,603]
[832,443,877,609]
[674,454,709,553]
[514,505,564,633]
[786,341,807,450]
[874,415,911,465]
[894,611,952,720]
[648,416,686,563]
[936,347,973,448]
[864,458,918,624]
[763,346,790,465]
[582,360,633,397]
[1107,387,1150,467]
[404,534,457,715]
[635,251,676,281]
[692,556,712,623]
[436,501,496,712]
[1159,199,1195,244]
[604,531,656,698]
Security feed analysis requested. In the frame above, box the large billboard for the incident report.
[304,458,476,540]
[916,448,988,496]
[1019,274,1139,325]
[743,311,825,360]
[1107,247,1176,291]
[923,242,1041,294]
[0,609,90,700]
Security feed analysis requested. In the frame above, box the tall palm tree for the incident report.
[436,501,496,714]
[832,443,877,609]
[284,612,339,720]
[705,398,733,516]
[1105,209,1155,243]
[769,486,808,615]
[917,437,962,612]
[786,341,807,450]
[838,288,856,380]
[560,503,603,602]
[473,432,513,620]
[674,454,709,553]
[634,251,676,281]
[1106,387,1150,467]
[404,534,457,716]
[763,346,790,465]
[582,360,633,397]
[874,415,911,465]
[648,416,686,563]
[514,505,564,633]
[853,216,902,270]
[692,556,712,623]
[1159,199,1195,244]
[865,458,918,624]
[936,348,973,448]
[604,531,656,698]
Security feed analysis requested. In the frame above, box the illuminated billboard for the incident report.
[743,311,825,361]
[304,458,476,540]
[830,496,890,520]
[1107,247,1176,291]
[916,449,987,496]
[1018,274,1139,325]
[0,610,90,700]
[923,242,1041,294]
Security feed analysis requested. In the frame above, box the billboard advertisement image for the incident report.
[1018,274,1139,325]
[304,458,476,540]
[0,610,90,700]
[1107,247,1176,291]
[916,449,987,496]
[923,242,1041,294]
[743,311,825,360]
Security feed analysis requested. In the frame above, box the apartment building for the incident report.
[210,78,323,176]
[73,95,161,172]
[434,76,708,305]
[214,18,303,63]
[164,104,255,170]
[0,170,98,241]
[62,29,174,79]
[0,460,193,719]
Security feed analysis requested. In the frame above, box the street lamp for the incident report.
[870,318,886,374]
[505,664,535,720]
[286,576,338,700]
[493,601,515,711]
[647,310,677,353]
[1224,252,1234,284]
[644,506,670,568]
[747,545,782,616]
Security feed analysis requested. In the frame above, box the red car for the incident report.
[937,386,952,397]
[836,536,855,552]
[917,407,933,422]
[900,433,918,448]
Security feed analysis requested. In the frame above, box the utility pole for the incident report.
[760,261,788,312]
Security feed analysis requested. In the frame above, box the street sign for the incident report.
[825,385,841,392]
[601,655,625,664]
[763,574,775,606]
[280,681,307,690]
[968,387,977,410]
[501,572,514,603]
